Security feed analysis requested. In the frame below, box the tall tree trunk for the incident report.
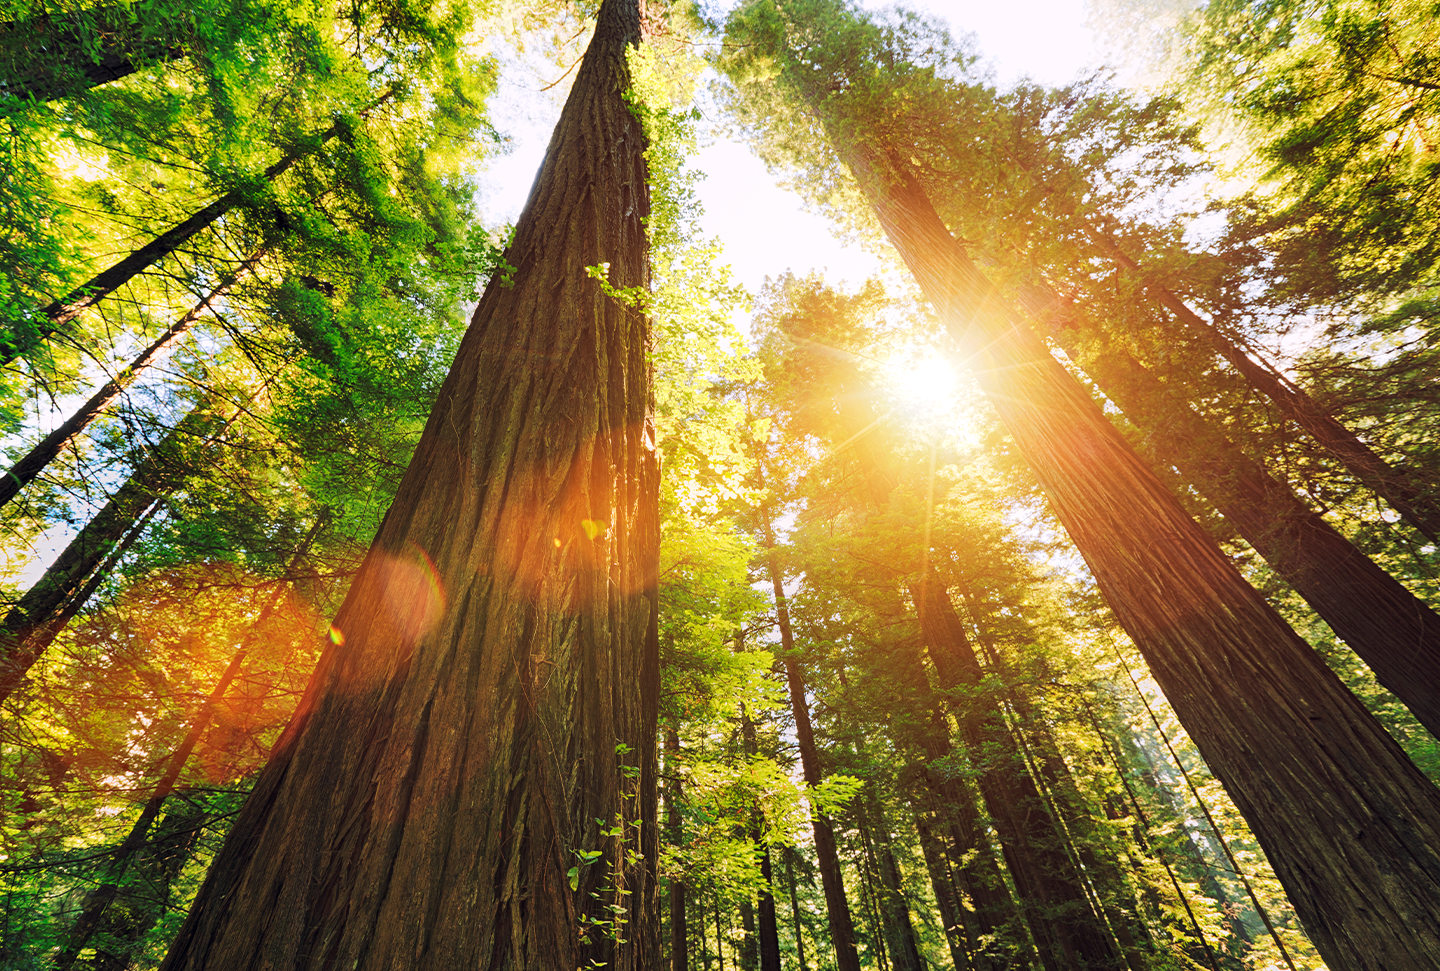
[863,794,925,971]
[779,311,1106,969]
[770,47,1440,962]
[668,728,689,971]
[915,582,1125,971]
[756,845,782,971]
[761,542,863,971]
[156,1,660,967]
[914,810,977,971]
[1023,284,1440,739]
[1,254,258,511]
[1091,234,1440,543]
[784,847,811,971]
[7,102,385,364]
[72,794,206,971]
[1008,708,1154,971]
[738,704,783,971]
[0,398,235,704]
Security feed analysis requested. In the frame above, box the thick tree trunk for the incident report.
[762,544,863,971]
[1024,285,1440,738]
[155,1,660,968]
[0,255,257,511]
[819,117,1440,967]
[0,399,234,704]
[1092,235,1440,544]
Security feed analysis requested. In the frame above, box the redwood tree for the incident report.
[156,0,661,967]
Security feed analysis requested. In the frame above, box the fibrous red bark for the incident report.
[157,0,660,967]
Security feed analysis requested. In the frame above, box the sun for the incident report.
[888,354,962,416]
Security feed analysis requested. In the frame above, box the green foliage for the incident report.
[1183,0,1440,306]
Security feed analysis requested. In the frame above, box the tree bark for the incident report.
[0,253,258,512]
[815,115,1440,968]
[761,542,863,971]
[1021,284,1440,740]
[156,1,660,967]
[0,398,235,704]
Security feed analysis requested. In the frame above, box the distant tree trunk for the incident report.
[0,254,258,511]
[0,398,236,704]
[738,704,782,971]
[863,794,924,971]
[1023,284,1440,739]
[155,0,659,967]
[914,811,978,971]
[739,900,758,971]
[0,5,188,104]
[6,103,384,364]
[53,517,326,970]
[668,729,689,971]
[791,70,1440,964]
[784,847,811,971]
[915,583,1124,971]
[779,312,1110,969]
[1091,234,1440,543]
[761,539,863,971]
[72,794,206,971]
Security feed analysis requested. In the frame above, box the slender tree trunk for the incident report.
[781,313,1106,969]
[756,845,782,971]
[668,729,689,971]
[864,794,925,971]
[914,811,977,971]
[0,398,235,704]
[761,540,863,971]
[1,253,258,511]
[1092,235,1440,543]
[156,1,660,967]
[74,794,206,971]
[915,583,1124,971]
[1087,710,1231,971]
[738,704,783,971]
[52,517,326,969]
[1024,284,1440,739]
[784,847,811,971]
[784,64,1440,964]
[8,101,385,364]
